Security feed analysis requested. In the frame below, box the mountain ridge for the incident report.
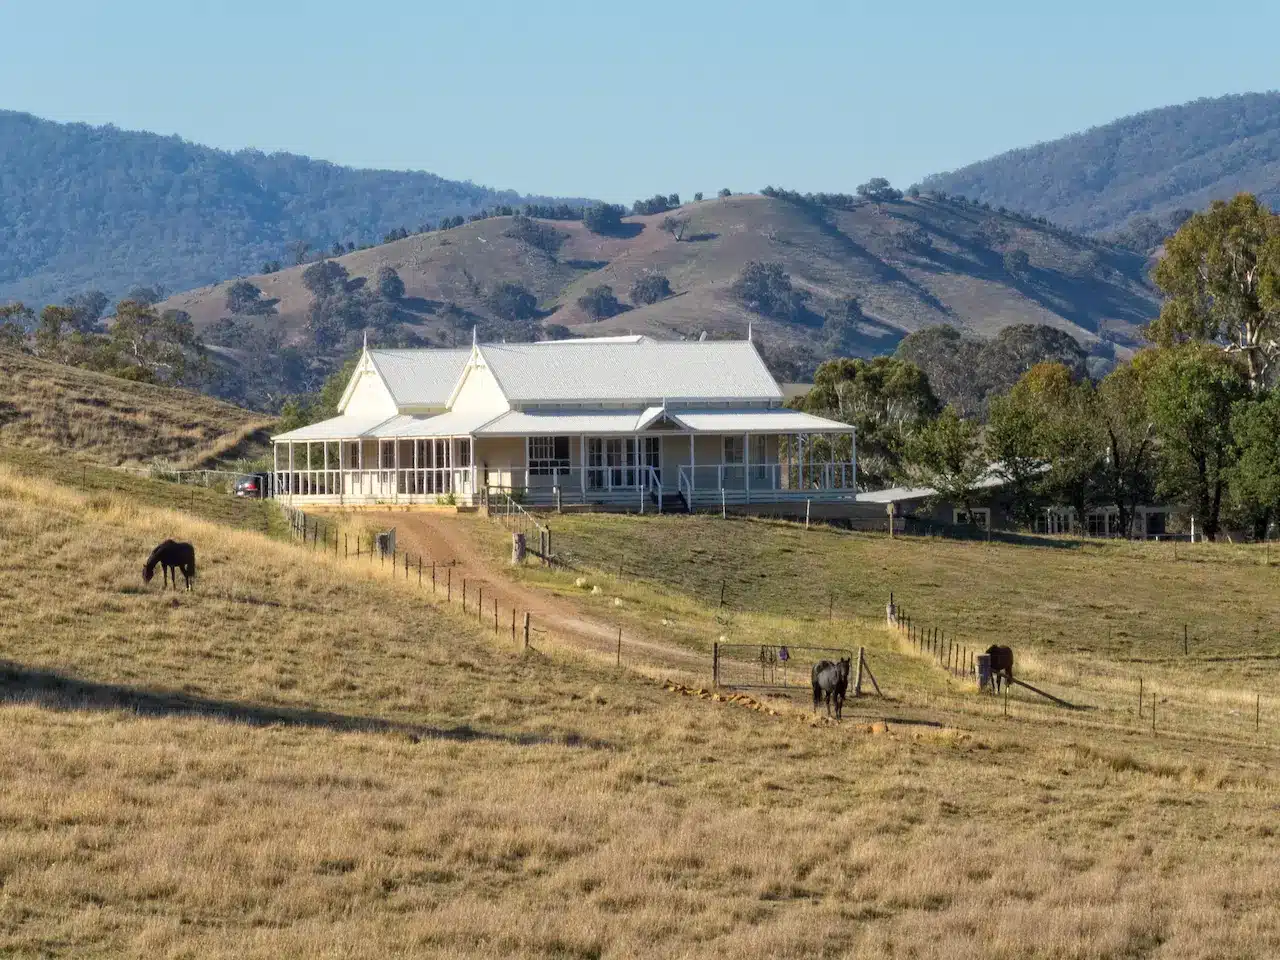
[0,109,584,304]
[921,91,1280,235]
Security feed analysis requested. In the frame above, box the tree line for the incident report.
[797,193,1280,541]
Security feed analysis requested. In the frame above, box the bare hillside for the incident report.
[162,193,1157,387]
[0,349,272,467]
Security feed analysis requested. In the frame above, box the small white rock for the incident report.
[574,577,588,588]
[590,585,601,595]
[613,597,623,607]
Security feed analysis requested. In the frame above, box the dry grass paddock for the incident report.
[0,349,271,467]
[2,471,1280,957]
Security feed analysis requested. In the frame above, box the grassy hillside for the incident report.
[516,512,1280,691]
[165,193,1156,390]
[0,348,272,467]
[0,110,583,305]
[2,467,1279,956]
[922,91,1280,234]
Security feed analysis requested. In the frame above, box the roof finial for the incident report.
[472,325,477,348]
[363,328,368,351]
[747,321,753,343]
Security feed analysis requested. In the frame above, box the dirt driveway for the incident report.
[360,511,705,675]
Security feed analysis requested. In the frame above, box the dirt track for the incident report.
[360,511,705,675]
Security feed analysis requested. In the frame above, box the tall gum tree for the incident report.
[1151,193,1280,392]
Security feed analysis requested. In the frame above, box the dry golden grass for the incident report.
[0,349,271,467]
[2,474,1279,957]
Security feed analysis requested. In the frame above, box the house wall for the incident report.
[451,359,510,416]
[342,356,399,419]
[474,437,526,489]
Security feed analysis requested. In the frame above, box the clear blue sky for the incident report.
[3,1,1278,203]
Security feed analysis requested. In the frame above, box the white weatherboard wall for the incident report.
[450,357,510,417]
[341,354,398,419]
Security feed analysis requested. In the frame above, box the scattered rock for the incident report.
[613,597,623,607]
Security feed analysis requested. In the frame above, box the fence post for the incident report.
[432,562,436,593]
[418,557,422,587]
[405,552,409,579]
[616,627,622,667]
[462,579,467,610]
[1183,623,1189,656]
[523,612,531,649]
[512,608,516,643]
[344,533,348,558]
[447,567,452,602]
[493,598,498,633]
[855,646,865,696]
[477,586,483,621]
[1257,693,1261,732]
[1138,677,1143,718]
[713,642,719,688]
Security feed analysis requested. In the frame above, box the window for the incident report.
[643,436,660,482]
[953,507,990,530]
[530,436,571,477]
[752,435,768,464]
[1085,511,1110,537]
[723,436,744,464]
[457,439,471,468]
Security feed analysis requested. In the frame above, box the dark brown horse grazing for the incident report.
[984,644,1014,693]
[811,657,852,720]
[144,540,196,591]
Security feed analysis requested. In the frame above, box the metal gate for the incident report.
[713,643,853,691]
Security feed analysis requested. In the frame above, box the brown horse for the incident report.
[984,644,1014,693]
[144,540,196,591]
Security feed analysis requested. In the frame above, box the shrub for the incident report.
[488,282,538,321]
[729,261,807,322]
[577,285,624,320]
[630,273,672,305]
[504,214,565,255]
[855,178,903,202]
[376,266,405,301]
[583,203,627,235]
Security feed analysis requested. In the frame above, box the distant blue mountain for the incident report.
[0,110,581,304]
[923,92,1280,235]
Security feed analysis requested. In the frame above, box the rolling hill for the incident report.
[0,348,272,466]
[162,191,1157,400]
[0,110,583,306]
[921,91,1280,235]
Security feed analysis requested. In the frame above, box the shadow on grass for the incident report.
[0,660,609,749]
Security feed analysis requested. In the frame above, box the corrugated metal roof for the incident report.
[859,473,1010,504]
[369,410,504,438]
[527,335,652,345]
[672,409,852,434]
[272,415,396,442]
[366,349,471,407]
[475,410,650,435]
[478,341,782,403]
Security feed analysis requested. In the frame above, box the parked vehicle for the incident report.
[233,473,268,498]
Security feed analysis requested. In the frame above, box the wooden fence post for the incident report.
[477,585,483,621]
[1138,677,1143,718]
[854,646,865,696]
[344,533,348,559]
[511,608,516,643]
[462,579,467,610]
[523,612,531,649]
[713,642,720,688]
[418,557,422,586]
[616,627,622,667]
[432,562,436,593]
[447,568,452,602]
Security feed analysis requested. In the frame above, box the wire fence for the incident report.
[887,594,1277,746]
[281,505,556,656]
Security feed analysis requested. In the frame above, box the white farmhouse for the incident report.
[271,335,855,512]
